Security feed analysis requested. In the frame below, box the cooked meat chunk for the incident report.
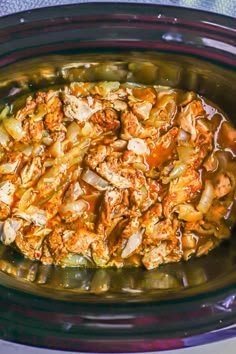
[96,162,132,189]
[63,94,102,122]
[90,108,120,132]
[47,228,69,263]
[142,241,177,270]
[164,169,202,217]
[85,145,111,170]
[29,120,44,142]
[45,91,65,132]
[0,202,10,220]
[178,100,204,141]
[20,157,43,188]
[121,111,158,140]
[63,228,100,255]
[130,101,152,120]
[97,188,128,236]
[16,96,37,121]
[142,203,163,239]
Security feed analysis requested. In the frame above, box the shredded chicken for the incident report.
[0,82,235,270]
[85,145,111,170]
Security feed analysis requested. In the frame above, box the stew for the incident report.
[0,82,235,269]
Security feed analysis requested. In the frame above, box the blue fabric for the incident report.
[0,0,235,18]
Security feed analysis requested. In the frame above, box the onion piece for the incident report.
[127,138,150,155]
[82,168,110,191]
[57,138,90,167]
[33,145,45,156]
[177,144,196,163]
[197,180,215,214]
[162,161,187,184]
[81,122,94,136]
[0,124,10,147]
[0,160,19,174]
[111,139,127,151]
[33,227,52,237]
[196,240,214,257]
[92,240,110,266]
[60,253,90,267]
[0,105,10,120]
[30,103,47,121]
[42,136,53,146]
[121,229,144,258]
[91,81,120,97]
[66,181,84,201]
[175,204,203,222]
[2,218,21,245]
[21,145,33,157]
[178,91,196,107]
[177,128,190,142]
[49,140,64,158]
[3,117,25,141]
[0,181,15,205]
[181,233,197,249]
[170,161,187,178]
[28,206,47,226]
[66,121,81,143]
[13,210,32,223]
[18,188,36,211]
[59,199,89,221]
[37,139,90,196]
[14,206,47,226]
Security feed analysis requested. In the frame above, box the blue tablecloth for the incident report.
[0,0,235,18]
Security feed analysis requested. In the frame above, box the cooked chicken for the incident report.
[29,120,44,142]
[0,81,235,270]
[96,161,132,189]
[178,100,204,141]
[85,145,111,170]
[164,169,202,217]
[63,228,99,255]
[47,228,69,264]
[15,225,51,260]
[121,111,158,140]
[20,157,43,188]
[63,94,102,122]
[45,91,65,132]
[142,203,163,239]
[142,240,178,270]
[97,188,128,236]
[130,101,153,120]
[90,108,120,132]
[16,96,37,121]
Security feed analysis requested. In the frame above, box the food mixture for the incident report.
[0,82,235,269]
